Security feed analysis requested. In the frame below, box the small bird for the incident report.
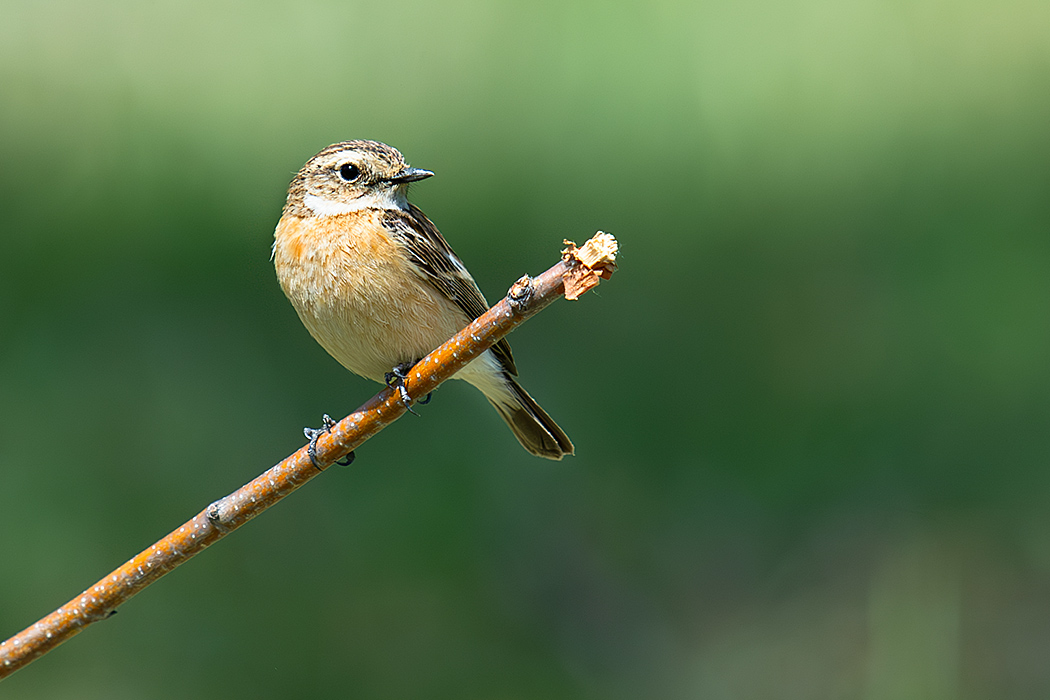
[273,140,573,459]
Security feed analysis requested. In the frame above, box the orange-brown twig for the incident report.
[0,231,618,680]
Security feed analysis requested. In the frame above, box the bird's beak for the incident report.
[389,167,434,184]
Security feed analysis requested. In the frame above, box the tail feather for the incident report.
[489,376,574,460]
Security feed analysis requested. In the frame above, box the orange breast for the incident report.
[273,211,468,383]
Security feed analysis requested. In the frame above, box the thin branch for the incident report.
[0,232,618,680]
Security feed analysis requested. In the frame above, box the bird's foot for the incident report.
[385,361,431,414]
[303,414,355,469]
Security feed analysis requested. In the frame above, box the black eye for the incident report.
[338,163,361,181]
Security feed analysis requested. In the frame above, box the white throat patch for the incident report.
[304,188,408,216]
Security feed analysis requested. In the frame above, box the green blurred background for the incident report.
[2,0,1049,697]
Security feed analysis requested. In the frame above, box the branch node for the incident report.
[206,500,230,533]
[507,274,534,313]
[85,608,116,623]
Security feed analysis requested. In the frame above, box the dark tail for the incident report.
[489,376,574,460]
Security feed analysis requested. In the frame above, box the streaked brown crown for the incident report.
[282,140,415,217]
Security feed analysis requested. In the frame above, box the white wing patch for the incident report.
[446,252,470,276]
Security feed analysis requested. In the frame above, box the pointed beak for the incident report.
[389,167,434,184]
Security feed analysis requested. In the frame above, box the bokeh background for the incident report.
[2,0,1049,697]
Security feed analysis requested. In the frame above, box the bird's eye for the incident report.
[338,163,361,181]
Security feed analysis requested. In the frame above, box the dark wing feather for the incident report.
[381,205,518,376]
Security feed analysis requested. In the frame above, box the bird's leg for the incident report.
[385,362,417,415]
[385,360,432,414]
[303,414,355,469]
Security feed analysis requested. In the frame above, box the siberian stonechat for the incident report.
[273,140,573,459]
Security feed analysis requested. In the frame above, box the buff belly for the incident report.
[273,212,498,391]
